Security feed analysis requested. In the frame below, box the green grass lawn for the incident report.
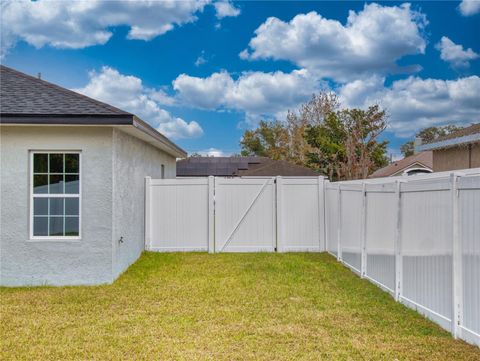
[1,253,479,360]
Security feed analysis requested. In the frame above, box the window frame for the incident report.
[29,150,82,241]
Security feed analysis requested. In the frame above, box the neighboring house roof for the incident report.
[369,151,433,178]
[238,159,320,177]
[0,65,186,158]
[418,123,480,151]
[177,156,320,177]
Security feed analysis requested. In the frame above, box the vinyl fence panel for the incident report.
[340,186,363,272]
[278,177,325,252]
[399,180,453,330]
[364,183,396,293]
[459,176,480,343]
[325,185,339,257]
[147,178,212,252]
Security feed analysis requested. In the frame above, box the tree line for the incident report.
[240,92,389,181]
[238,92,465,180]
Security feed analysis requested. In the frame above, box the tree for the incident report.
[285,92,339,165]
[240,92,339,164]
[400,141,415,157]
[400,125,462,157]
[240,120,289,160]
[239,92,388,180]
[305,105,389,180]
[417,125,461,143]
[304,112,347,180]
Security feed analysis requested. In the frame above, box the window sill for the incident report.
[27,237,82,243]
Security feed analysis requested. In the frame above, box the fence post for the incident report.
[208,176,215,254]
[144,176,152,251]
[324,180,330,253]
[451,173,462,339]
[337,185,342,262]
[394,180,402,302]
[276,176,284,252]
[361,182,367,278]
[318,176,326,251]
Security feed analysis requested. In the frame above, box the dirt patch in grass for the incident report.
[1,253,479,360]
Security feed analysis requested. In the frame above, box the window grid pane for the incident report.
[32,152,80,237]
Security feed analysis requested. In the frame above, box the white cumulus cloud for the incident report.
[339,75,480,137]
[214,1,240,19]
[195,147,230,157]
[0,0,210,58]
[436,36,479,68]
[240,3,427,82]
[458,0,480,16]
[173,69,324,124]
[74,66,203,139]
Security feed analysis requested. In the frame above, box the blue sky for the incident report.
[2,1,479,157]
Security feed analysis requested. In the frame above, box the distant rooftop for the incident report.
[419,123,480,151]
[177,156,320,177]
[369,151,433,178]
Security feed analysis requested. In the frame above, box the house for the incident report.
[0,65,186,286]
[177,156,320,177]
[418,123,480,172]
[369,151,433,178]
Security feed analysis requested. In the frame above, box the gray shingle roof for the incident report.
[0,65,131,116]
[0,65,187,157]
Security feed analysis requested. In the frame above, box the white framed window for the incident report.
[30,151,81,240]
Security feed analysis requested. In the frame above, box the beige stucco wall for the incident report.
[433,143,480,172]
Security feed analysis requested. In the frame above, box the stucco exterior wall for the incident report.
[0,126,114,286]
[112,128,176,278]
[433,143,480,172]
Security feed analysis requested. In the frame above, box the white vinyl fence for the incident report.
[145,176,325,253]
[146,177,213,252]
[326,169,480,347]
[145,170,479,346]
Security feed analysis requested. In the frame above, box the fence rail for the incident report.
[326,169,480,347]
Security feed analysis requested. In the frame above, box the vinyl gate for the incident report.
[145,176,325,253]
[214,177,276,252]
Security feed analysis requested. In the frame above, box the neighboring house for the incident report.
[177,156,320,177]
[0,65,186,286]
[418,123,480,172]
[369,151,433,178]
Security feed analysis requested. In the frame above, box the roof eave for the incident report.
[0,114,187,158]
[0,113,134,124]
[131,116,187,158]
